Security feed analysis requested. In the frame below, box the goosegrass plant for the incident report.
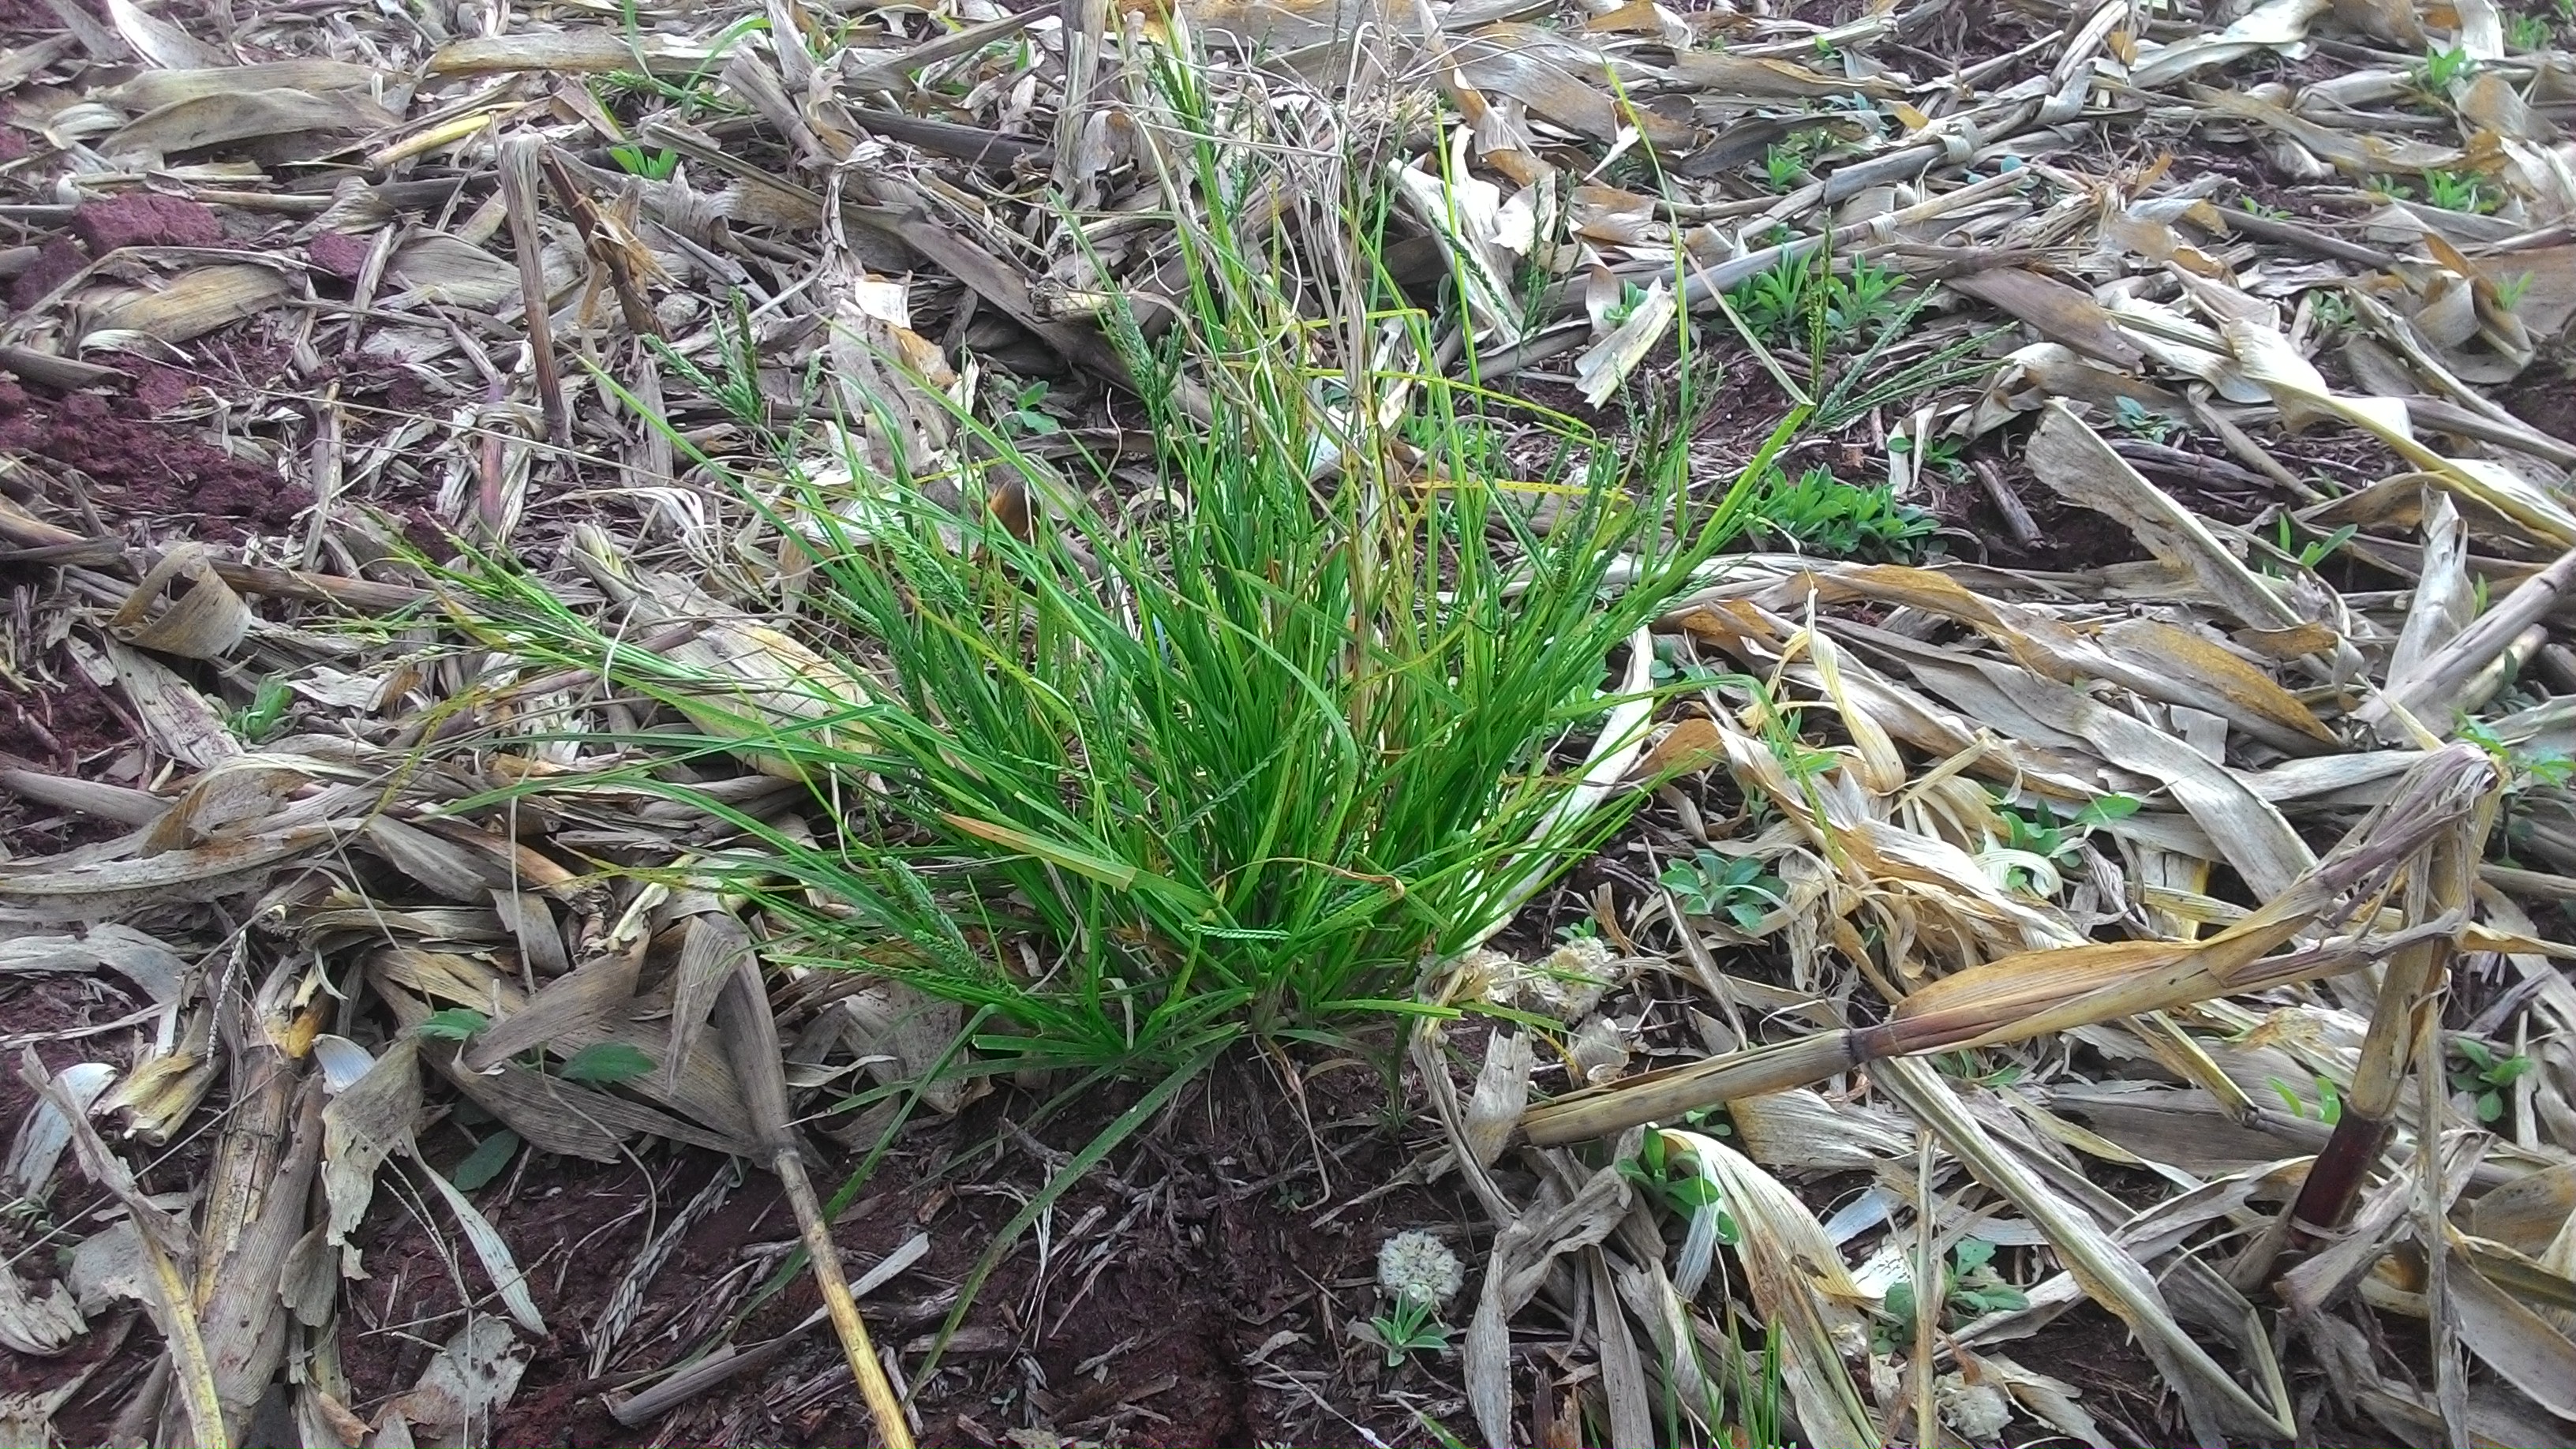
[436,45,1797,1374]
[451,106,1775,1080]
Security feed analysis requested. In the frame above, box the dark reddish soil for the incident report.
[0,379,310,537]
[0,669,129,779]
[0,0,66,38]
[66,1053,1472,1449]
[2498,366,2576,444]
[307,230,370,281]
[68,194,225,253]
[0,660,142,854]
[6,237,86,312]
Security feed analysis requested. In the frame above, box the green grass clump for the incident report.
[445,59,1792,1083]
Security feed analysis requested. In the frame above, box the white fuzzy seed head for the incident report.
[1377,1230,1465,1306]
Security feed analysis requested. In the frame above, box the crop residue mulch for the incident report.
[8,0,2576,1445]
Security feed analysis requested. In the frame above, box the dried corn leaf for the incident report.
[1463,1162,1630,1447]
[1946,269,2143,369]
[1672,1130,1881,1449]
[426,30,719,76]
[1667,49,1904,100]
[0,827,336,922]
[1878,1058,2292,1441]
[2024,403,2324,642]
[2196,86,2477,175]
[0,1266,86,1356]
[108,60,385,110]
[2445,1229,2576,1421]
[104,0,221,69]
[76,264,293,346]
[107,88,398,155]
[110,545,250,661]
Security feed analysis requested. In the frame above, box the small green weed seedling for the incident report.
[1825,257,1904,335]
[2496,272,2535,309]
[1604,278,1654,328]
[1621,1129,1739,1242]
[1934,1050,2027,1089]
[608,143,680,180]
[2424,169,2496,214]
[1370,1230,1461,1368]
[1724,253,1904,347]
[1661,848,1786,930]
[2447,1037,2534,1124]
[2454,717,2576,791]
[2267,1073,2344,1124]
[996,379,1061,437]
[1722,246,2002,439]
[414,1007,490,1041]
[412,1008,654,1090]
[2263,518,2359,575]
[227,677,293,743]
[1744,464,1938,561]
[2113,395,2174,443]
[1648,650,1722,690]
[2510,12,2552,49]
[1876,1237,2029,1351]
[1887,430,1966,480]
[1728,252,1819,343]
[2416,44,2477,92]
[1761,144,1805,193]
[1994,794,2138,891]
[561,1042,654,1084]
[450,1127,522,1190]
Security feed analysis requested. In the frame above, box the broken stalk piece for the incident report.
[713,958,915,1448]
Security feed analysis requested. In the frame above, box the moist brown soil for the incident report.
[62,1050,1470,1449]
[2498,365,2576,444]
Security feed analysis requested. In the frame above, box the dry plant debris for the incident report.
[3,0,2576,1444]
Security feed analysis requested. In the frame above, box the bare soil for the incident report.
[245,1053,1471,1449]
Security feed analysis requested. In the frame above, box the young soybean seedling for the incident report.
[1875,1237,2030,1353]
[1661,848,1787,930]
[2447,1037,2534,1124]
